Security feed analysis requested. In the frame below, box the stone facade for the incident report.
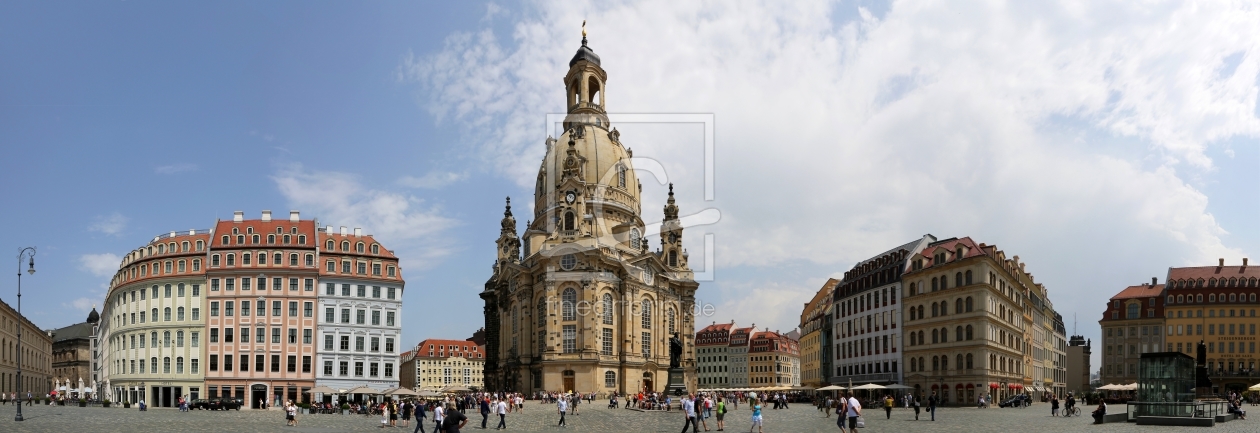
[799,280,835,388]
[0,297,53,397]
[695,322,732,389]
[1161,259,1259,395]
[1097,280,1165,388]
[481,35,699,395]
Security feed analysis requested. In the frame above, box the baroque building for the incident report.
[50,308,99,395]
[1,297,53,397]
[799,280,836,388]
[1097,279,1165,388]
[1161,258,1258,395]
[726,325,754,388]
[481,34,700,394]
[695,322,732,389]
[399,339,484,392]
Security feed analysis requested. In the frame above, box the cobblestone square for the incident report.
[0,401,1255,432]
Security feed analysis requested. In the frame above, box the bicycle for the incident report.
[1064,406,1081,417]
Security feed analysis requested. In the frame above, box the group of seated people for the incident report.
[1228,398,1247,420]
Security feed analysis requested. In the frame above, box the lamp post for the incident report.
[15,247,35,421]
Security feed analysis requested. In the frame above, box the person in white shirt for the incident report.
[557,395,568,427]
[434,403,445,433]
[845,392,863,431]
[495,398,508,429]
[680,394,700,433]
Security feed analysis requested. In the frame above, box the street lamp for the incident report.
[15,247,35,422]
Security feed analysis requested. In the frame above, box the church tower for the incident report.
[482,28,699,396]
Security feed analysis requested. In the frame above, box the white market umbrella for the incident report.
[851,384,887,390]
[817,385,846,391]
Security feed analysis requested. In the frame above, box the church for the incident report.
[480,32,699,395]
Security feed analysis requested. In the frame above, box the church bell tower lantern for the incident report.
[564,21,610,131]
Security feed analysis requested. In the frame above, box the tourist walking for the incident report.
[836,395,849,433]
[495,396,508,429]
[715,397,727,431]
[912,395,920,420]
[434,401,446,433]
[557,394,568,427]
[681,394,700,433]
[286,400,298,427]
[442,403,468,433]
[749,398,764,433]
[479,398,490,429]
[413,401,427,433]
[928,392,937,421]
[844,392,862,432]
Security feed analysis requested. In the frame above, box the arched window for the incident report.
[668,308,676,333]
[965,270,973,285]
[931,303,938,317]
[956,272,963,287]
[305,254,313,267]
[605,370,617,388]
[966,353,974,369]
[177,331,184,347]
[956,326,963,341]
[909,283,916,295]
[1127,303,1140,319]
[537,297,547,327]
[562,288,577,321]
[955,299,963,314]
[641,300,652,329]
[910,308,917,321]
[164,307,171,321]
[617,165,626,188]
[965,297,974,312]
[151,332,158,347]
[511,306,519,334]
[669,250,678,267]
[603,294,614,325]
[942,355,949,370]
[327,240,334,250]
[910,332,917,346]
[956,354,963,371]
[932,329,939,344]
[931,278,938,291]
[163,331,171,347]
[629,228,641,249]
[917,305,924,319]
[564,212,575,231]
[932,356,939,371]
[917,331,924,346]
[372,244,380,255]
[342,241,350,251]
[177,307,185,321]
[356,242,365,253]
[290,253,298,266]
[966,325,974,340]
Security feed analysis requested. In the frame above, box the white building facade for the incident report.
[727,326,754,388]
[314,227,404,400]
[696,322,732,389]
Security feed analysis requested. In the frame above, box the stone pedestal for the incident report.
[665,368,688,397]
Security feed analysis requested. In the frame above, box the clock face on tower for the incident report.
[669,233,678,243]
[565,191,576,204]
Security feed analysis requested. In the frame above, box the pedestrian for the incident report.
[884,394,893,419]
[442,403,468,433]
[749,398,764,433]
[1051,395,1060,417]
[699,394,711,431]
[286,400,298,427]
[715,396,727,431]
[402,400,412,427]
[557,393,568,427]
[390,400,400,427]
[836,395,848,433]
[495,396,508,430]
[435,401,446,433]
[413,401,428,433]
[844,392,862,432]
[912,395,920,420]
[928,392,937,421]
[479,397,490,429]
[681,394,700,433]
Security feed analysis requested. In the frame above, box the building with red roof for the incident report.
[1160,258,1259,395]
[696,321,734,388]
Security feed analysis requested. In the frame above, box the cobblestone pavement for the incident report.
[0,401,1254,432]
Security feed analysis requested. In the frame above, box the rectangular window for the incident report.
[271,355,280,372]
[371,310,381,325]
[210,328,219,343]
[192,308,200,321]
[354,361,364,376]
[191,332,199,347]
[385,338,395,353]
[223,353,233,371]
[258,277,266,291]
[302,356,311,373]
[385,363,394,378]
[339,361,349,376]
[239,354,249,372]
[341,284,350,296]
[273,301,281,317]
[386,311,396,327]
[373,264,381,276]
[191,358,199,374]
[356,310,365,324]
[372,286,381,298]
[257,301,265,316]
[210,302,220,317]
[358,262,366,274]
[241,301,250,316]
[303,329,312,344]
[324,335,334,350]
[256,355,265,372]
[241,277,251,291]
[225,278,234,291]
[323,361,334,376]
[325,283,335,295]
[256,327,264,343]
[272,328,281,344]
[289,301,297,317]
[209,355,218,371]
[289,278,298,291]
[192,284,200,296]
[357,285,366,297]
[563,325,577,353]
[369,362,379,377]
[224,327,234,343]
[225,301,234,317]
[642,332,652,357]
[273,277,282,292]
[602,328,614,355]
[289,328,297,344]
[388,287,396,300]
[370,337,380,352]
[356,336,365,352]
[340,336,350,351]
[341,308,350,323]
[304,278,313,291]
[240,327,250,342]
[325,308,335,323]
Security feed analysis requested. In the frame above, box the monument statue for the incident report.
[669,332,683,369]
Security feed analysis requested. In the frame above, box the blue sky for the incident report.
[2,1,1259,376]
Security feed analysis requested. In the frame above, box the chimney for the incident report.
[1244,258,1249,267]
[261,210,272,222]
[170,231,176,238]
[233,211,243,222]
[339,226,347,236]
[1219,258,1225,267]
[1152,277,1158,286]
[354,227,362,237]
[188,230,195,235]
[289,210,300,222]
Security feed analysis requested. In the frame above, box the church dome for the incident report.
[569,37,601,68]
[86,306,100,324]
[534,124,640,215]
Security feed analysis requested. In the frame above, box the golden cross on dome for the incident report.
[582,20,586,37]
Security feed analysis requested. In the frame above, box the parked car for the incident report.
[190,399,210,410]
[208,398,242,411]
[998,395,1030,408]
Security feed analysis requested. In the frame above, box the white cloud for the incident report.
[154,163,197,174]
[62,297,95,314]
[272,163,460,270]
[403,1,1260,335]
[88,212,128,236]
[79,253,121,277]
[397,171,468,189]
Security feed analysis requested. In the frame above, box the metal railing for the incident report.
[1125,401,1227,420]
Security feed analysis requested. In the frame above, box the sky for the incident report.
[2,0,1258,377]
